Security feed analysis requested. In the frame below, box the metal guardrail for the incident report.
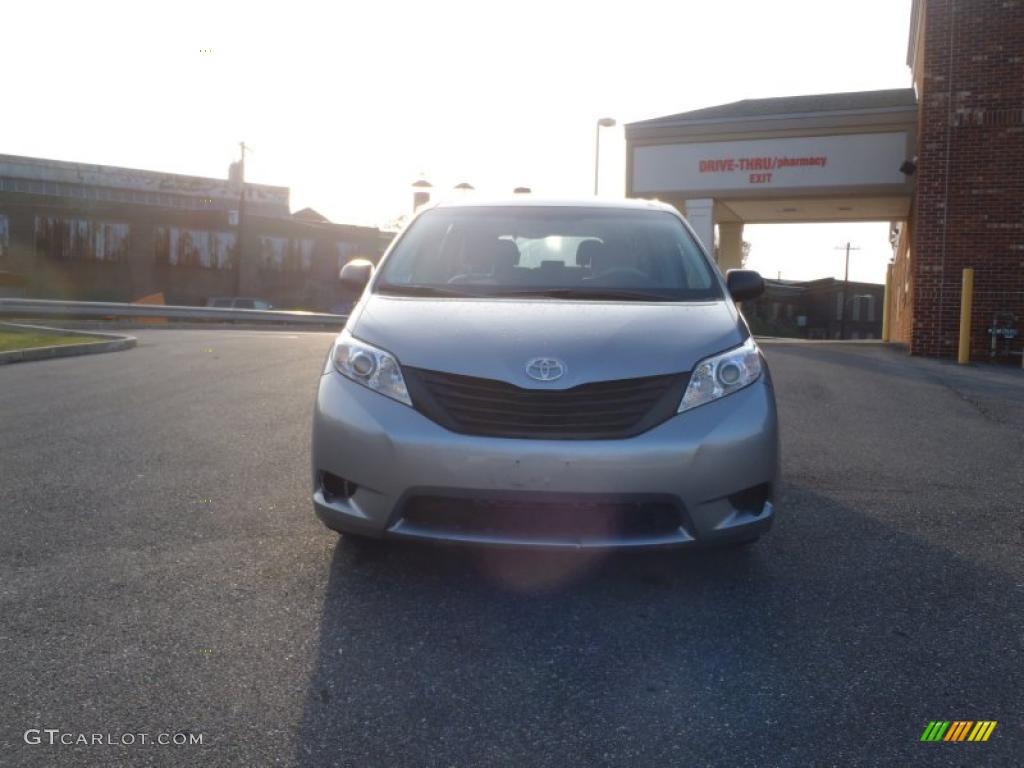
[0,298,347,326]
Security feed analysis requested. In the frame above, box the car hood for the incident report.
[350,295,745,388]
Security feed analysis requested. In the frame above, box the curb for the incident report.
[0,322,137,366]
[755,337,898,347]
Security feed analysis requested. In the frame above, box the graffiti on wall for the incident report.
[155,227,236,270]
[259,236,314,272]
[34,216,130,262]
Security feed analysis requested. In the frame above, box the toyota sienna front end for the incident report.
[312,198,778,549]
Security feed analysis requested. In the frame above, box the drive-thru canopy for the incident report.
[625,89,918,269]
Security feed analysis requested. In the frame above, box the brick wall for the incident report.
[0,190,387,309]
[911,0,1024,359]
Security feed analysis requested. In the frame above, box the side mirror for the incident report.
[726,269,765,302]
[339,259,375,293]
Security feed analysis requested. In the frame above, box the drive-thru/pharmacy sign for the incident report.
[632,132,909,194]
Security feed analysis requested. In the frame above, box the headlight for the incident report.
[678,337,762,413]
[331,329,411,406]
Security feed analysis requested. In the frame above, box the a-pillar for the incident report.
[683,199,714,257]
[717,221,745,270]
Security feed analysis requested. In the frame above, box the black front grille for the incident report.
[404,367,689,440]
[398,493,686,541]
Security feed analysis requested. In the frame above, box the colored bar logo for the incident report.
[920,721,997,742]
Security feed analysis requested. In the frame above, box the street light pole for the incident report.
[234,141,248,296]
[835,241,861,340]
[594,117,616,195]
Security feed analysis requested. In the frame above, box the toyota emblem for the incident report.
[525,357,566,382]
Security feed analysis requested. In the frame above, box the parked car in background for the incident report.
[312,198,777,550]
[205,297,274,310]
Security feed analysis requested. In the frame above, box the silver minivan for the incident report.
[312,198,777,549]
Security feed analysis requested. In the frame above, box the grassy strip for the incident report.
[0,330,107,352]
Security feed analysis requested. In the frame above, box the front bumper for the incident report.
[311,371,779,548]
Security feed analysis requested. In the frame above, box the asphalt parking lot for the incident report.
[1,330,1022,767]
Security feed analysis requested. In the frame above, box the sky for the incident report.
[2,0,913,283]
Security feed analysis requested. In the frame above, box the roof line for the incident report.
[0,151,288,191]
[627,104,918,130]
[626,89,918,129]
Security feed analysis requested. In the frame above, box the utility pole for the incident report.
[234,141,248,295]
[835,242,861,340]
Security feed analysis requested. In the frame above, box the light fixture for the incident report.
[594,118,617,194]
[411,178,433,210]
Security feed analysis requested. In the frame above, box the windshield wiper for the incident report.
[376,283,478,298]
[488,287,684,302]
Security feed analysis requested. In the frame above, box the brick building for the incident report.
[0,154,392,310]
[625,0,1022,361]
[744,278,885,340]
[889,0,1024,360]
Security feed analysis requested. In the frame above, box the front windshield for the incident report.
[375,206,722,301]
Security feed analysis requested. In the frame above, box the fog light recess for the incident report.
[321,471,357,500]
[728,482,772,515]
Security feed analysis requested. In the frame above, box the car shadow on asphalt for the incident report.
[294,485,1022,768]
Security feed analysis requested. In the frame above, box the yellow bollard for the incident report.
[957,268,974,364]
[881,263,893,342]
